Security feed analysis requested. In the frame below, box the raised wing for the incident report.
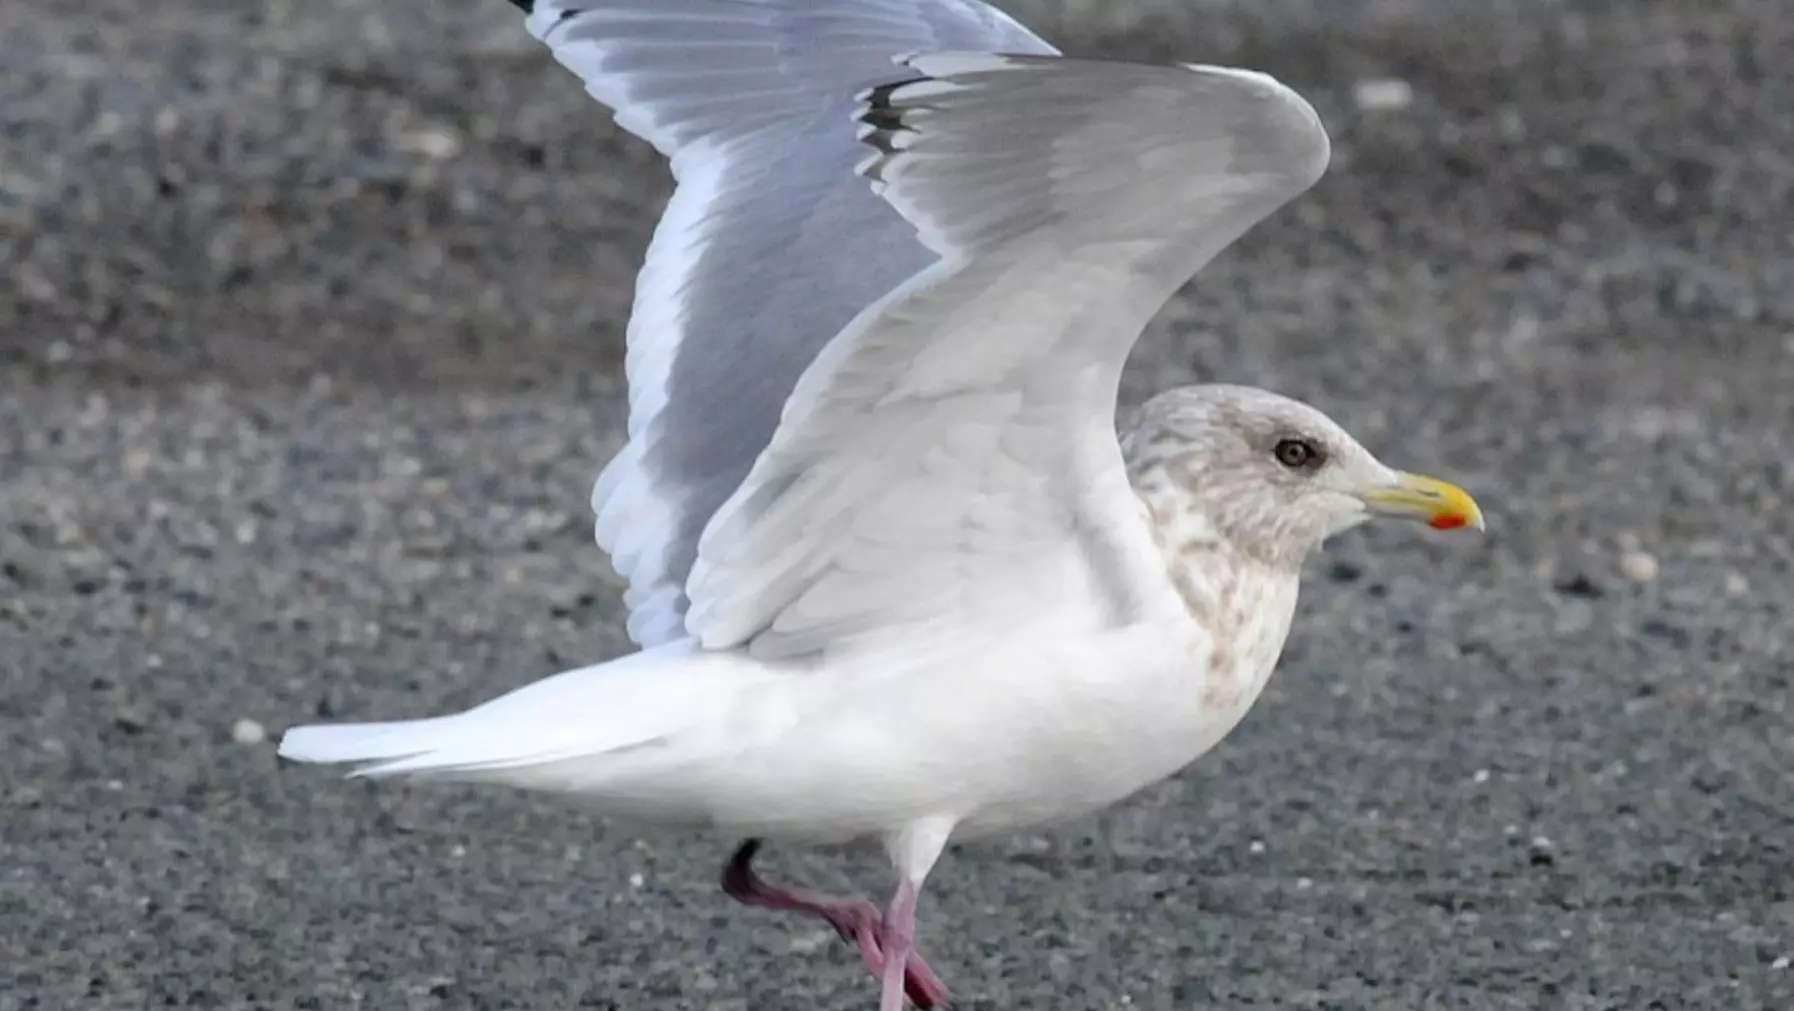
[509,0,1057,646]
[682,53,1331,663]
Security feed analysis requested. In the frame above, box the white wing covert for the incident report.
[510,1,1057,647]
[682,54,1332,664]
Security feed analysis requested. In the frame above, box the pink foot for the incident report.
[722,839,953,1009]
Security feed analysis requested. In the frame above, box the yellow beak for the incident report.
[1359,471,1486,532]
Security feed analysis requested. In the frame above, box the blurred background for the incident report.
[2,1,1789,1008]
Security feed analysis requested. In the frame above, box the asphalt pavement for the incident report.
[2,1,1791,1008]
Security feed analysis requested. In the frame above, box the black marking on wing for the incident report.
[858,81,914,158]
[855,77,936,190]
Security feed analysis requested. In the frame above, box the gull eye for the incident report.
[1273,437,1324,470]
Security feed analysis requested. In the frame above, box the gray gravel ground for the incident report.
[3,0,1792,1008]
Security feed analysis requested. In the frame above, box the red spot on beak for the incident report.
[1429,514,1469,531]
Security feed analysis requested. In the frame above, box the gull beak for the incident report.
[1359,471,1486,532]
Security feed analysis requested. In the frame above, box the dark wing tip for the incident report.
[857,81,911,155]
[508,0,534,12]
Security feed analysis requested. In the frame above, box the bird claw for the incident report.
[829,904,951,1009]
[723,840,951,1008]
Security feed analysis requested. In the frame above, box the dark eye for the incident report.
[1273,437,1324,470]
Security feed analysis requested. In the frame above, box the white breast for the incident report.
[943,511,1304,838]
[930,547,1303,840]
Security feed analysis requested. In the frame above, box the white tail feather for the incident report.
[277,717,460,766]
[276,641,773,791]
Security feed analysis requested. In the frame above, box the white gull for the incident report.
[278,2,1487,1008]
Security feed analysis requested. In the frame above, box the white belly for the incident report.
[656,606,1293,845]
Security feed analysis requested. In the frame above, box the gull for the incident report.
[277,2,1487,1008]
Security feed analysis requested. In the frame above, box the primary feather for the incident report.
[518,0,1057,647]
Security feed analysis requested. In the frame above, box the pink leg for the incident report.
[721,840,952,1008]
[876,879,920,1011]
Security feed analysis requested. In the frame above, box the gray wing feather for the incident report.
[518,1,1057,646]
[683,54,1332,662]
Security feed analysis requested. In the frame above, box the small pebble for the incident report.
[1772,955,1789,970]
[18,270,58,302]
[397,125,463,160]
[1724,572,1749,597]
[789,930,834,954]
[1248,839,1265,854]
[1353,78,1414,112]
[1619,550,1659,583]
[230,718,267,745]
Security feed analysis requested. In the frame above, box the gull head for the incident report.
[1121,384,1484,569]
